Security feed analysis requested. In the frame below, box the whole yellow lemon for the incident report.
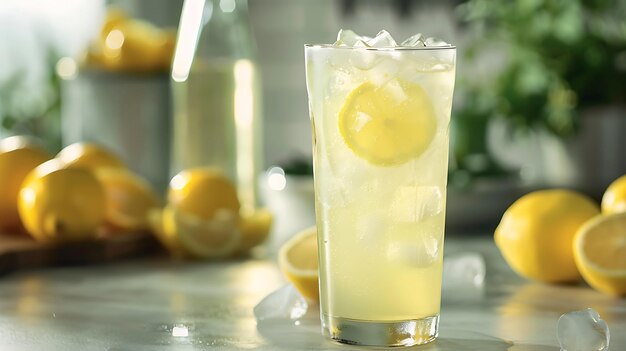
[167,168,240,220]
[56,142,125,170]
[495,189,599,283]
[0,136,50,233]
[18,159,106,242]
[601,174,626,214]
[101,20,172,73]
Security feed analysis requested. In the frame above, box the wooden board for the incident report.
[0,232,161,276]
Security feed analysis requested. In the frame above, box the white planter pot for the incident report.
[258,174,315,252]
[488,105,626,196]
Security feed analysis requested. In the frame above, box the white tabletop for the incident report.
[0,236,623,351]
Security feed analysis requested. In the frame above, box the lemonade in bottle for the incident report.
[305,30,456,346]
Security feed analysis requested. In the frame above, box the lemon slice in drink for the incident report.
[339,79,437,166]
[574,212,626,296]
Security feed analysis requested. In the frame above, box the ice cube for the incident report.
[357,213,387,246]
[368,58,401,87]
[353,112,372,132]
[354,39,370,48]
[335,30,451,48]
[387,232,440,268]
[253,285,308,321]
[367,30,397,48]
[349,49,384,71]
[557,308,610,351]
[326,67,351,95]
[401,33,426,47]
[335,29,360,47]
[424,37,450,47]
[391,186,443,223]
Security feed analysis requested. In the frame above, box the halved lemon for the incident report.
[149,208,187,257]
[235,208,273,255]
[574,212,626,296]
[161,205,241,259]
[339,79,437,166]
[94,168,160,232]
[278,226,319,301]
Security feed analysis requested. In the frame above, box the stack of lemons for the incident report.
[495,179,626,296]
[0,138,162,241]
[0,136,272,258]
[84,9,176,73]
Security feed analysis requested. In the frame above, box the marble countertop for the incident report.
[0,236,624,351]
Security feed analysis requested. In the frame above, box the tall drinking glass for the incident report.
[304,43,456,347]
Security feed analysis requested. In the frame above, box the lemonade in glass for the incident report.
[305,30,456,346]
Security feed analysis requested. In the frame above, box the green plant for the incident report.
[0,53,62,152]
[457,0,626,137]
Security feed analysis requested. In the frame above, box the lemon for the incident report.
[574,213,626,296]
[100,8,128,42]
[278,226,319,301]
[0,136,50,232]
[601,175,626,214]
[151,207,271,259]
[235,209,273,255]
[495,189,599,283]
[149,208,187,257]
[100,19,173,73]
[168,168,240,220]
[160,205,240,259]
[57,142,125,170]
[339,79,437,166]
[94,168,160,233]
[18,159,105,242]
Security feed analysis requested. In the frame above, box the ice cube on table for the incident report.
[557,308,610,351]
[254,285,308,321]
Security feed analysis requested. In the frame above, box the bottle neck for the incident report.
[196,0,255,60]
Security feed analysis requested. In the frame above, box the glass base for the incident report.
[322,313,439,347]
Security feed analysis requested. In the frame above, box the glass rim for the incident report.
[304,44,456,51]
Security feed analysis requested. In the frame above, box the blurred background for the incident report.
[1,0,625,245]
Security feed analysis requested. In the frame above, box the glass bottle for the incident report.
[171,0,261,212]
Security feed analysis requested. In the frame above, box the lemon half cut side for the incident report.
[574,212,626,296]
